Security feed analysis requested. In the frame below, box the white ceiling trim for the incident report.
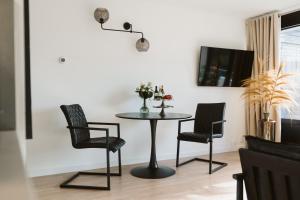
[279,4,300,16]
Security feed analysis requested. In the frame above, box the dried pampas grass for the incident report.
[242,64,296,113]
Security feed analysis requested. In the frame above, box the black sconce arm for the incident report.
[94,7,149,51]
[100,23,144,39]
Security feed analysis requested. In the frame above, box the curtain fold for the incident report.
[245,12,281,142]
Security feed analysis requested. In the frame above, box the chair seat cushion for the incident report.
[178,132,223,143]
[76,137,125,153]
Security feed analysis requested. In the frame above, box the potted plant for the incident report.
[242,64,295,140]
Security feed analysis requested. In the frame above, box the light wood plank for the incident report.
[32,151,241,200]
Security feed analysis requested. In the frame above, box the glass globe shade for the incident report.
[94,8,109,23]
[136,38,150,52]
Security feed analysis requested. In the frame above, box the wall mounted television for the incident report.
[197,46,254,87]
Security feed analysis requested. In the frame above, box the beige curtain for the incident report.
[245,12,281,142]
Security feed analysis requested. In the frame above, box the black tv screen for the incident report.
[197,46,254,87]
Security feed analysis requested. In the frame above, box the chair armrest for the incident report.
[67,126,109,138]
[178,118,195,134]
[233,173,244,181]
[233,173,244,200]
[87,122,119,126]
[210,120,226,137]
[212,120,227,125]
[179,118,195,123]
[87,122,120,138]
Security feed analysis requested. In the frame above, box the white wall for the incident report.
[26,0,247,177]
[14,0,26,160]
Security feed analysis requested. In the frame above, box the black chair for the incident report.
[233,136,300,200]
[176,103,227,174]
[60,104,125,190]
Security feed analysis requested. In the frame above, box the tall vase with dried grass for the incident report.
[242,64,295,140]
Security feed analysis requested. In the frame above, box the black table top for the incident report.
[115,112,192,120]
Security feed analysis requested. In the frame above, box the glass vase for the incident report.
[140,98,149,113]
[257,112,276,141]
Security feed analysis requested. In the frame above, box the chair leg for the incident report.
[176,140,227,174]
[176,140,180,167]
[60,149,123,190]
[236,177,244,200]
[209,141,213,174]
[106,148,110,190]
[233,173,244,200]
[118,149,122,176]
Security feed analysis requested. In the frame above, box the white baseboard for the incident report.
[27,145,239,177]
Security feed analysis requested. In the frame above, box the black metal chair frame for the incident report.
[176,118,227,174]
[233,147,300,200]
[60,122,122,190]
[233,173,244,200]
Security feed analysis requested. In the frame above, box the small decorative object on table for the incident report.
[153,85,173,117]
[242,64,295,141]
[135,82,153,113]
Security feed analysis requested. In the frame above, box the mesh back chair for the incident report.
[176,103,227,174]
[60,104,125,190]
[233,136,300,200]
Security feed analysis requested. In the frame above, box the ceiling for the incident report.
[167,0,300,18]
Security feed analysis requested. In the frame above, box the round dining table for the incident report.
[115,112,192,179]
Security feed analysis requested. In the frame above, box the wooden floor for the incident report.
[32,152,241,200]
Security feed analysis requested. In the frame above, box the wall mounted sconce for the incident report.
[94,8,150,52]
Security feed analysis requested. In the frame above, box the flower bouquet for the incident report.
[135,82,153,113]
